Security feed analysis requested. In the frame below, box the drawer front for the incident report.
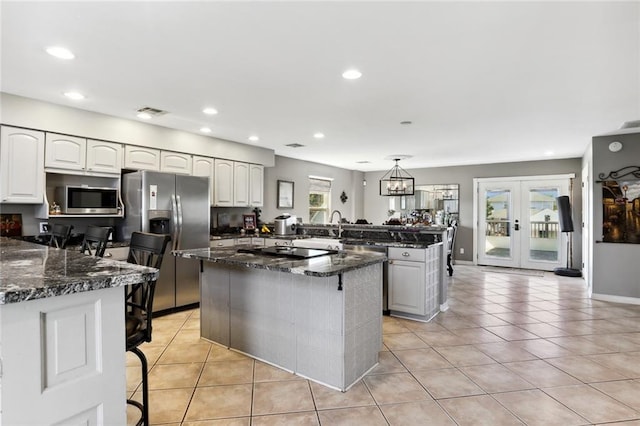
[210,239,236,248]
[388,247,426,262]
[104,247,129,261]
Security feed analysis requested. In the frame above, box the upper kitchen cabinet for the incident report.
[234,161,250,207]
[45,133,86,172]
[86,140,122,174]
[160,151,192,175]
[213,159,233,206]
[124,145,160,171]
[45,133,122,176]
[249,164,264,207]
[193,156,214,203]
[212,160,262,207]
[0,126,45,203]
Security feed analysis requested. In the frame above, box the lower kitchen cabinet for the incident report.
[388,245,441,321]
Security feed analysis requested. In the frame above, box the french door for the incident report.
[476,176,571,271]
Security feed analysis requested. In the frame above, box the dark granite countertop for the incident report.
[0,237,158,305]
[174,245,386,277]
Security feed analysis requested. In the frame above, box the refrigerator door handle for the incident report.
[176,194,184,250]
[171,194,179,250]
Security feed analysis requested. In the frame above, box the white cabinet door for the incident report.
[161,151,193,175]
[249,164,264,207]
[388,259,426,315]
[193,156,214,204]
[0,126,45,203]
[86,140,122,174]
[214,159,233,206]
[124,146,160,170]
[45,133,86,171]
[233,161,250,206]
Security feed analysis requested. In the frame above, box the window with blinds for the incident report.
[309,177,332,224]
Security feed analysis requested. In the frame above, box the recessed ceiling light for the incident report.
[248,135,259,142]
[137,112,152,120]
[46,46,75,60]
[544,150,554,156]
[200,127,212,133]
[63,91,85,100]
[342,69,362,80]
[203,107,218,115]
[313,133,325,139]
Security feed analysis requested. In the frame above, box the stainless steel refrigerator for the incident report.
[121,171,210,312]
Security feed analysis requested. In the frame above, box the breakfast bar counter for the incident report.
[174,246,386,391]
[0,237,158,425]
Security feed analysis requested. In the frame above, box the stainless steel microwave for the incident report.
[55,186,120,214]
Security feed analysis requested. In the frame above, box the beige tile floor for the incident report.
[127,265,640,425]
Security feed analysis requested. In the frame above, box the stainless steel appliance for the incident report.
[274,214,297,235]
[55,185,119,214]
[121,171,210,312]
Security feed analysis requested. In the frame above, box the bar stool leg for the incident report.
[127,347,149,426]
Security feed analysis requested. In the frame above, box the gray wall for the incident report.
[364,158,583,264]
[0,92,275,166]
[262,156,364,225]
[590,131,640,299]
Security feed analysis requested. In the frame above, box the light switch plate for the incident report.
[39,222,49,233]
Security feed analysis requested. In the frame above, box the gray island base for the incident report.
[174,246,385,391]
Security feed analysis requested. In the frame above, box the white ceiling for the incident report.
[1,1,638,172]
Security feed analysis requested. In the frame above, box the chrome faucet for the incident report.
[330,210,343,238]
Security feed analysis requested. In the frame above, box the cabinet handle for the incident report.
[402,252,410,257]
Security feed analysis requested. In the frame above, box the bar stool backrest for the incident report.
[80,226,112,257]
[125,232,172,347]
[49,224,74,249]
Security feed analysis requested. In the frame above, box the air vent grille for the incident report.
[136,106,169,116]
[285,143,305,148]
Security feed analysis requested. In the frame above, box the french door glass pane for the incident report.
[527,188,559,261]
[484,189,511,258]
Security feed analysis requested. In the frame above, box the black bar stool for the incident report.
[80,226,112,257]
[125,232,171,426]
[48,224,74,249]
[447,220,458,276]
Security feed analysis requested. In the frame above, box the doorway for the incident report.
[474,175,573,271]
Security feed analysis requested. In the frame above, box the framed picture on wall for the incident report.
[277,180,294,209]
[242,213,256,230]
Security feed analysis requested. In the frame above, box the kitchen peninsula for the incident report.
[0,237,158,425]
[174,245,386,391]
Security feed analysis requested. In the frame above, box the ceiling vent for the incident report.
[621,119,640,129]
[136,106,169,117]
[285,143,305,148]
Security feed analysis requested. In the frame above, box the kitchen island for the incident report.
[0,237,158,425]
[174,245,386,391]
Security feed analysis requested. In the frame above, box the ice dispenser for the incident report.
[148,210,171,235]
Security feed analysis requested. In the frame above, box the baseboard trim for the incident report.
[453,260,474,266]
[591,293,640,306]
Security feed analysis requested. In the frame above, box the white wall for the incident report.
[262,156,364,225]
[590,131,640,300]
[0,93,275,166]
[364,158,583,263]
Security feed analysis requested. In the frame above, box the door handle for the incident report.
[514,220,520,231]
[171,194,179,250]
[176,195,183,250]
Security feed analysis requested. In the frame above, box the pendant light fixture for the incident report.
[379,157,414,196]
